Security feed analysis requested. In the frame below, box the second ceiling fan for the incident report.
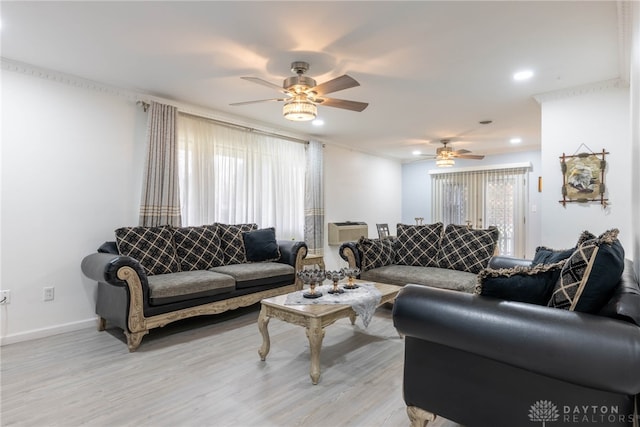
[230,61,368,121]
[421,139,485,167]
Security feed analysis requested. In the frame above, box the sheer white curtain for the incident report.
[431,166,529,257]
[177,113,306,240]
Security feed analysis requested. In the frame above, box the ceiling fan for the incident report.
[230,61,368,121]
[421,139,485,167]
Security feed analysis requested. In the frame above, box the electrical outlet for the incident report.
[43,287,55,302]
[0,290,10,305]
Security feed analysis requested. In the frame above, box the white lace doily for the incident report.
[285,283,382,327]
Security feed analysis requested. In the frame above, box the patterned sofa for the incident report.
[339,223,499,292]
[81,223,307,351]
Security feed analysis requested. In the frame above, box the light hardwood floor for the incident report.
[1,305,461,427]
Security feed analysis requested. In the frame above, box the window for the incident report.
[431,165,529,257]
[177,113,306,240]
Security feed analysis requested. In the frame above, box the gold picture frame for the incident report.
[559,149,608,207]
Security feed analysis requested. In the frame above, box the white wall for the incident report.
[322,145,402,270]
[1,69,147,344]
[539,85,632,256]
[401,150,543,258]
[631,2,640,278]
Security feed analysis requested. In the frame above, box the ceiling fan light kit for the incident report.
[283,96,317,121]
[436,158,455,167]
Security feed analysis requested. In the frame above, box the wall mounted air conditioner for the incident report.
[327,222,368,245]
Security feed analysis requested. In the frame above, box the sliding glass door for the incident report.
[431,166,528,257]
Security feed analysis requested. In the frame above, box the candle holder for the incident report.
[325,270,345,294]
[297,269,325,299]
[341,267,360,289]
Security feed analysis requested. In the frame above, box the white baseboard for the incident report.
[0,317,97,346]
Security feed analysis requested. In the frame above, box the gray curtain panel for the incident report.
[304,140,324,254]
[139,101,182,227]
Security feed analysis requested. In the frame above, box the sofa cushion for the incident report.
[173,226,225,271]
[147,270,235,305]
[357,237,395,271]
[548,229,625,313]
[360,265,477,293]
[115,225,180,276]
[437,224,499,274]
[242,227,281,262]
[395,223,443,267]
[210,262,295,290]
[217,223,258,265]
[476,261,565,305]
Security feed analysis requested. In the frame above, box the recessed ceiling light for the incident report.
[513,70,534,81]
[510,137,522,144]
[311,119,324,126]
[412,150,422,156]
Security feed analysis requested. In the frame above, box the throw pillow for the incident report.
[437,224,499,274]
[395,223,443,267]
[242,227,281,262]
[476,261,565,305]
[531,246,575,266]
[115,225,180,276]
[217,223,258,265]
[173,226,225,271]
[357,237,395,271]
[548,229,625,313]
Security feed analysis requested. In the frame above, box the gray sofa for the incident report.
[339,222,499,292]
[81,223,307,351]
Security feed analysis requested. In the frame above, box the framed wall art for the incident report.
[559,147,609,207]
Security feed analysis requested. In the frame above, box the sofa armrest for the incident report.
[339,241,361,269]
[81,252,149,288]
[277,240,307,267]
[488,255,532,269]
[393,284,640,396]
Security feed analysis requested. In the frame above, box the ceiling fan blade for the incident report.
[230,98,288,106]
[456,154,485,160]
[315,97,368,112]
[454,149,471,154]
[309,75,360,96]
[240,77,289,94]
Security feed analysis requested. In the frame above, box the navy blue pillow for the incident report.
[476,262,565,305]
[531,246,575,265]
[242,227,281,262]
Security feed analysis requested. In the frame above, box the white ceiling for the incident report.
[0,1,623,161]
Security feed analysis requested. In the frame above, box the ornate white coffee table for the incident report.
[257,281,401,384]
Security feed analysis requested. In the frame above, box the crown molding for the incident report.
[533,78,628,104]
[1,57,140,102]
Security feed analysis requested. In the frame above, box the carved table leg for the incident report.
[349,312,357,325]
[306,318,325,384]
[257,305,271,361]
[407,406,436,427]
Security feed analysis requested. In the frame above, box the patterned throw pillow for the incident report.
[476,261,565,305]
[395,223,443,267]
[357,237,395,271]
[548,229,625,313]
[173,225,225,271]
[437,224,499,274]
[217,223,258,265]
[115,225,180,276]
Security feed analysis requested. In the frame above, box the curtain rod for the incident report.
[137,101,309,145]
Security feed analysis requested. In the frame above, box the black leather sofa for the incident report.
[393,256,640,427]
